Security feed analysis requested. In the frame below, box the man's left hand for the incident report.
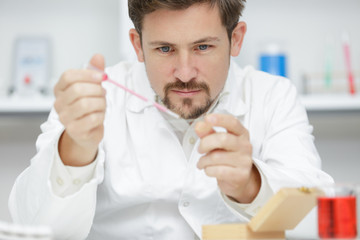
[195,113,261,203]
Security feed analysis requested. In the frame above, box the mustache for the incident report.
[163,79,210,95]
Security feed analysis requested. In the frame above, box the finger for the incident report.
[204,114,247,137]
[54,69,103,95]
[194,121,215,138]
[198,150,252,169]
[60,82,106,106]
[204,165,250,184]
[197,150,243,169]
[89,54,105,72]
[66,112,105,140]
[203,165,235,180]
[59,97,106,125]
[54,82,105,115]
[198,132,241,153]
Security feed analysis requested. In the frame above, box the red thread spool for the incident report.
[318,196,357,239]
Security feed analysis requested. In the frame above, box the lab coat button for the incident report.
[73,179,81,185]
[183,201,190,207]
[189,137,195,145]
[56,177,64,186]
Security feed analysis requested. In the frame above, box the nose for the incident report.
[173,51,197,82]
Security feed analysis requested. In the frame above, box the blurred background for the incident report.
[0,0,359,235]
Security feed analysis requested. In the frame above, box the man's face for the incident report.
[132,4,243,119]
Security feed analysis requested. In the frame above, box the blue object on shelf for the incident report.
[260,54,287,77]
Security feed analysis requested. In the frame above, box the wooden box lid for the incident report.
[248,187,323,232]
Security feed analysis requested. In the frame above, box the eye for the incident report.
[158,46,172,53]
[198,45,209,51]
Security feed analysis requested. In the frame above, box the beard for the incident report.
[162,79,213,119]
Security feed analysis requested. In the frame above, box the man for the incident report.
[9,0,333,239]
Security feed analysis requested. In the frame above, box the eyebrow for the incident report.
[193,37,220,44]
[148,36,221,46]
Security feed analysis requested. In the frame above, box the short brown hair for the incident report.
[128,0,246,40]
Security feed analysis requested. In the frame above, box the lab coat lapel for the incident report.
[126,62,157,114]
[215,60,249,118]
[125,106,189,199]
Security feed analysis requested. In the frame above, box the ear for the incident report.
[230,21,247,57]
[129,28,145,62]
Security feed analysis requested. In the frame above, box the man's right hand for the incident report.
[54,54,107,166]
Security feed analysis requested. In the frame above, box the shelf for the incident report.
[0,96,54,113]
[0,94,359,113]
[300,94,360,111]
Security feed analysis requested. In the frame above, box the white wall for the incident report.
[237,0,360,90]
[0,0,120,96]
[1,0,360,91]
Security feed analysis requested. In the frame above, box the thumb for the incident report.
[195,121,216,139]
[89,53,105,72]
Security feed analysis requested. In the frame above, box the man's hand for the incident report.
[195,114,261,203]
[54,54,106,166]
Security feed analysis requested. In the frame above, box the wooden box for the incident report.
[202,187,323,240]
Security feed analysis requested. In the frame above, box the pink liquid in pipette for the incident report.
[102,73,179,118]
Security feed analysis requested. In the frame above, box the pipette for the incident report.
[86,64,180,119]
[342,32,356,95]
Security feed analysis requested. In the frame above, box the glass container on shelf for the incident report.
[259,42,287,78]
[10,37,52,98]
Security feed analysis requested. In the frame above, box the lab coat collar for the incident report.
[215,60,249,117]
[126,60,248,118]
[126,62,157,113]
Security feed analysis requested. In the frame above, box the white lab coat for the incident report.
[9,61,333,240]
